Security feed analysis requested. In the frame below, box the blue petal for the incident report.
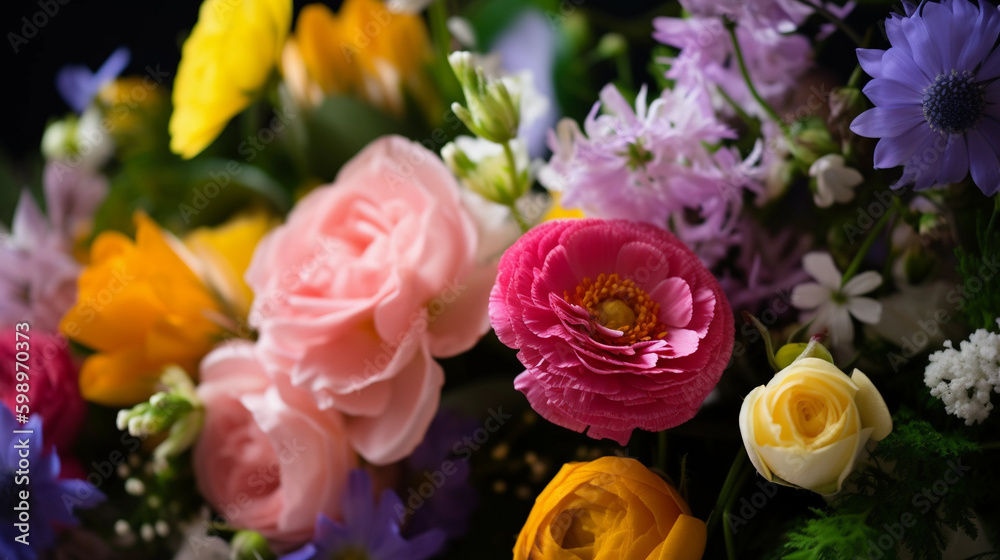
[55,66,94,113]
[978,47,1000,81]
[900,15,943,76]
[856,48,885,78]
[280,543,319,560]
[881,48,933,85]
[851,106,925,138]
[967,129,1000,195]
[862,78,921,108]
[873,124,931,168]
[343,469,376,540]
[936,134,970,185]
[93,47,130,86]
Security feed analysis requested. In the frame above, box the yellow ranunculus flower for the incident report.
[514,457,706,560]
[294,0,435,116]
[60,214,225,406]
[739,357,893,495]
[170,0,292,158]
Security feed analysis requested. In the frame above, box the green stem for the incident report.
[723,467,752,560]
[724,19,789,137]
[840,204,896,289]
[502,141,530,233]
[707,450,748,538]
[717,86,757,133]
[790,0,865,46]
[657,431,668,472]
[429,0,450,59]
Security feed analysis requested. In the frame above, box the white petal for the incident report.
[828,306,854,348]
[850,369,893,441]
[802,252,842,288]
[757,433,860,495]
[791,283,829,310]
[847,297,883,325]
[842,271,883,296]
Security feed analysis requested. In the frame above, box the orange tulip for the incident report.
[61,214,224,406]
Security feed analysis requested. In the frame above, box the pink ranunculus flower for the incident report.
[245,135,494,466]
[0,329,86,453]
[490,219,735,444]
[192,342,357,552]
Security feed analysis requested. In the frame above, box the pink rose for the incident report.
[0,329,86,453]
[246,136,494,465]
[192,342,357,551]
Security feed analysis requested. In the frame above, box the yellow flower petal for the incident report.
[170,0,292,158]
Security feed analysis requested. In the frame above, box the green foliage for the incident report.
[954,197,1000,333]
[782,509,876,559]
[778,419,982,560]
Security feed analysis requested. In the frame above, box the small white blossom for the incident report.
[791,251,883,349]
[925,322,1000,425]
[810,154,863,208]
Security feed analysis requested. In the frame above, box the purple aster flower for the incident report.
[654,16,812,119]
[281,469,445,560]
[56,47,130,114]
[401,410,478,541]
[0,407,105,560]
[0,164,107,332]
[850,0,1000,195]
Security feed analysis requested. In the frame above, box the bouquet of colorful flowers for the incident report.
[5,0,1000,558]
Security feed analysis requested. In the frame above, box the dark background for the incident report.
[0,0,666,164]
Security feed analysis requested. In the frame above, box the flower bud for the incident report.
[774,340,834,370]
[230,530,275,560]
[787,117,839,168]
[442,137,530,205]
[448,51,520,144]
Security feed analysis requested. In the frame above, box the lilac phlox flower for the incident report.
[0,408,105,560]
[719,218,812,313]
[678,0,855,33]
[281,469,445,560]
[0,163,107,331]
[56,47,130,114]
[653,16,812,119]
[850,0,1000,195]
[540,83,763,266]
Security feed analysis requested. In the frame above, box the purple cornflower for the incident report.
[0,407,105,560]
[281,469,445,560]
[850,0,1000,195]
[56,47,130,114]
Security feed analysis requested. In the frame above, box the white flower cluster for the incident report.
[924,322,1000,425]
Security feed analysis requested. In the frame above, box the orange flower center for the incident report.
[565,273,668,345]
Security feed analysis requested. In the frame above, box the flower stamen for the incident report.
[565,273,668,344]
[922,70,984,135]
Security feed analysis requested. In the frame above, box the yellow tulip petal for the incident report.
[170,0,291,158]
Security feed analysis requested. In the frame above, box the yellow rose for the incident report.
[293,0,436,116]
[739,357,893,495]
[169,0,292,158]
[514,457,706,560]
[61,214,225,406]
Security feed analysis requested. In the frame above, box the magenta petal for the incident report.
[489,219,735,444]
